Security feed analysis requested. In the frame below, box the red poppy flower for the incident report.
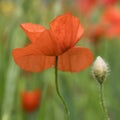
[102,7,120,24]
[88,25,105,45]
[101,7,120,37]
[104,24,120,37]
[76,0,97,15]
[100,0,119,6]
[12,13,94,72]
[21,89,41,112]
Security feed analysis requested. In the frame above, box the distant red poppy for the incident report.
[12,13,94,72]
[21,89,41,112]
[101,7,120,37]
[88,25,105,45]
[102,7,120,24]
[105,24,120,37]
[100,0,119,6]
[76,0,97,15]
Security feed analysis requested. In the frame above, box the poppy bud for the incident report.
[21,89,41,112]
[93,56,108,84]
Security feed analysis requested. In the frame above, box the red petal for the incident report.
[21,23,45,43]
[23,14,84,56]
[33,30,62,56]
[50,13,84,52]
[58,47,94,72]
[12,45,55,72]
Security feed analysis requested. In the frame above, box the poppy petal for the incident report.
[58,47,94,72]
[21,23,45,43]
[50,13,84,52]
[33,30,62,56]
[12,46,55,72]
[26,13,84,56]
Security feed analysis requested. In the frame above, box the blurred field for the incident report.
[0,0,120,120]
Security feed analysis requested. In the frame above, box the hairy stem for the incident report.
[100,84,109,120]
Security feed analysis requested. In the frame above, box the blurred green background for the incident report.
[0,0,120,120]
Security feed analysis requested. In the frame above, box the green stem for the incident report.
[55,56,70,120]
[100,84,109,120]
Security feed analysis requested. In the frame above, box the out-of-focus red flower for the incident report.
[12,13,94,72]
[100,0,119,6]
[101,7,120,37]
[104,24,120,37]
[21,89,41,112]
[88,25,105,45]
[102,7,120,24]
[76,0,97,15]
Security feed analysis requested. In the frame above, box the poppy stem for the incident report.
[55,56,70,120]
[99,84,109,120]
